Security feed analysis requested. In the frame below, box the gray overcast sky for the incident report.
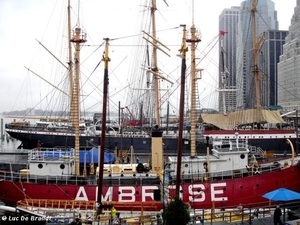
[0,0,296,113]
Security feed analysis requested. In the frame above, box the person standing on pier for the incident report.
[274,205,283,225]
[110,206,117,224]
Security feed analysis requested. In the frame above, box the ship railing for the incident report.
[0,159,284,187]
[189,200,300,224]
[5,123,88,135]
[0,160,294,185]
[249,145,265,157]
[188,205,272,224]
[0,160,292,185]
[0,170,77,185]
[28,148,75,161]
[17,199,162,224]
[0,169,159,186]
[105,131,183,138]
[178,162,285,182]
[212,138,249,150]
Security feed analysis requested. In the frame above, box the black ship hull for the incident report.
[5,128,207,154]
[6,127,297,154]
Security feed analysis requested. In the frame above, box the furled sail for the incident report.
[201,109,285,130]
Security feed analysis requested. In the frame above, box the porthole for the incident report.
[38,164,43,169]
[60,164,65,170]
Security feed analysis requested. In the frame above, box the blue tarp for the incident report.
[183,121,190,126]
[41,147,115,164]
[80,147,115,164]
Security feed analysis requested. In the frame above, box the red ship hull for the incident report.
[1,164,300,211]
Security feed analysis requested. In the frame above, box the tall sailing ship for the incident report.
[3,0,206,154]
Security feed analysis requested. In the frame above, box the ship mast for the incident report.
[175,25,188,198]
[97,38,110,212]
[67,0,75,127]
[251,0,262,109]
[142,0,170,127]
[187,25,201,157]
[220,40,228,115]
[151,0,160,126]
[144,0,170,176]
[70,25,87,175]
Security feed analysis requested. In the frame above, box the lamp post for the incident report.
[162,164,175,225]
